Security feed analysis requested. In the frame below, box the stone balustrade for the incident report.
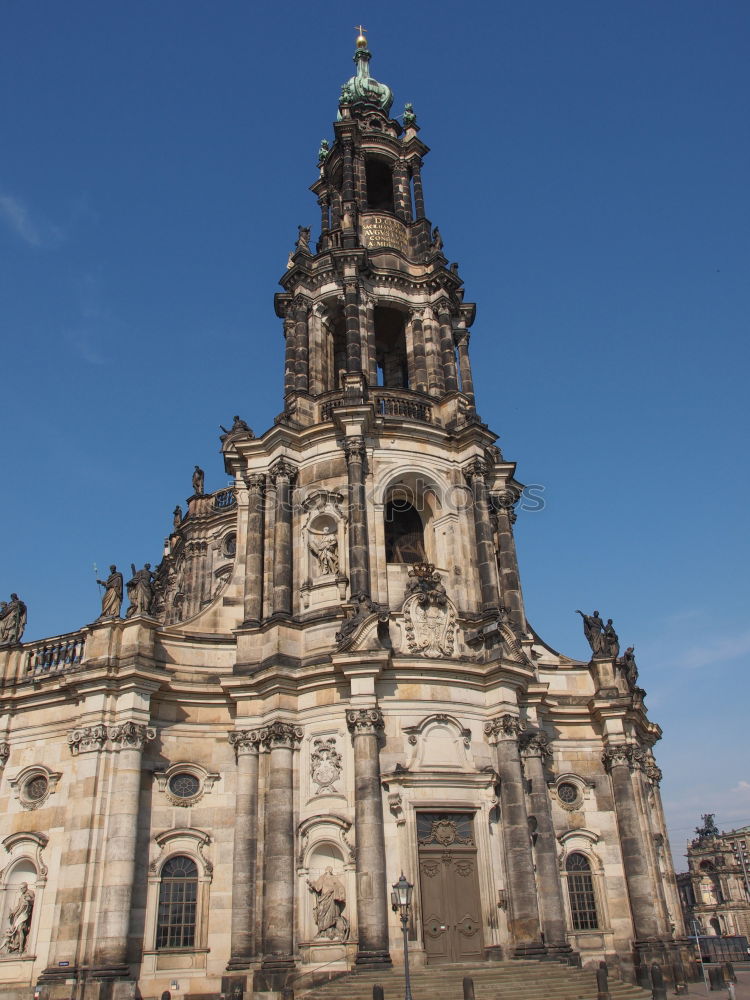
[25,630,86,676]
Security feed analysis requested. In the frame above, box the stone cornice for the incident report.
[346,707,384,735]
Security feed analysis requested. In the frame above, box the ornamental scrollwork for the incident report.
[68,724,108,755]
[108,722,156,751]
[346,708,384,735]
[402,563,456,658]
[0,744,9,769]
[310,737,343,794]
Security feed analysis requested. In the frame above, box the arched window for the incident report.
[385,500,426,564]
[366,158,395,213]
[156,855,198,949]
[374,307,408,388]
[566,852,599,930]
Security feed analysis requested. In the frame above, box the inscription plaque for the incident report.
[360,213,409,253]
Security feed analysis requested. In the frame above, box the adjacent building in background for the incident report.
[677,815,750,940]
[0,33,690,1000]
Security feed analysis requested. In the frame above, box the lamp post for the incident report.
[391,873,414,1000]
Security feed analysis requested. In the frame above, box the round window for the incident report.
[24,775,48,801]
[557,782,579,804]
[168,773,200,799]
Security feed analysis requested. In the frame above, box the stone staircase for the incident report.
[297,960,653,1000]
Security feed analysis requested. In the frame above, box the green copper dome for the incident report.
[339,42,394,117]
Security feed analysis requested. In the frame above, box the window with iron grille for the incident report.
[566,852,599,930]
[156,856,198,949]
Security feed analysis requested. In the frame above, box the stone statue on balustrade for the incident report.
[173,505,183,531]
[618,646,639,689]
[296,226,311,252]
[603,618,620,658]
[576,609,606,657]
[192,465,204,496]
[220,415,254,444]
[0,883,34,954]
[307,867,350,942]
[126,563,155,618]
[0,594,27,646]
[96,565,123,619]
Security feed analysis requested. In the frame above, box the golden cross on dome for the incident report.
[355,25,368,47]
[355,25,367,37]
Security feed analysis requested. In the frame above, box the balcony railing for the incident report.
[319,390,432,425]
[25,631,86,677]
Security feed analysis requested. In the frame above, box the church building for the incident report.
[0,32,688,1000]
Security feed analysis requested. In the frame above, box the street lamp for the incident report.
[391,873,414,1000]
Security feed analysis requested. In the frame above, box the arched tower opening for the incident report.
[365,156,395,213]
[384,498,426,564]
[374,306,408,388]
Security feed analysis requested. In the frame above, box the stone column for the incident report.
[436,301,459,393]
[343,437,371,596]
[363,292,377,386]
[347,708,392,968]
[256,721,303,988]
[485,715,546,957]
[409,310,428,393]
[243,475,265,626]
[490,495,526,628]
[603,744,661,942]
[393,158,411,221]
[270,459,297,617]
[283,312,296,397]
[454,329,475,405]
[341,141,356,247]
[519,730,572,956]
[411,160,426,219]
[422,307,445,396]
[227,730,261,968]
[465,459,500,613]
[294,296,310,393]
[93,722,155,975]
[318,194,330,238]
[344,279,362,374]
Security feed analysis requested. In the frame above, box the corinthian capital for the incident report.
[68,724,108,755]
[228,729,262,758]
[464,458,489,485]
[643,749,663,784]
[346,707,384,735]
[484,714,524,742]
[243,474,265,496]
[108,722,156,751]
[257,720,303,750]
[269,459,298,485]
[0,743,10,768]
[519,728,552,762]
[602,743,645,772]
[342,436,367,464]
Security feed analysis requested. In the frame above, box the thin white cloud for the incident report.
[0,192,63,247]
[672,629,750,670]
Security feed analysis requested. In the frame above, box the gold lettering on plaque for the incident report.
[360,214,409,253]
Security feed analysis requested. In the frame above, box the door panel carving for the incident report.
[417,812,483,964]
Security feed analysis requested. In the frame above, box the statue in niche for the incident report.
[0,595,27,646]
[126,563,155,618]
[96,565,123,619]
[309,526,339,577]
[576,609,606,656]
[603,618,620,658]
[307,867,349,942]
[0,883,35,954]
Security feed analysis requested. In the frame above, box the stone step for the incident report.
[297,962,653,1000]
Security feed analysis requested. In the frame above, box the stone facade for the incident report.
[677,818,750,940]
[0,34,688,1000]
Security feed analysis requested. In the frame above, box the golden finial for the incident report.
[355,25,368,49]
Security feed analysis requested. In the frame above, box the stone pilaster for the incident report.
[343,437,371,597]
[485,715,546,957]
[436,300,459,393]
[603,744,661,942]
[490,493,526,628]
[227,730,262,968]
[92,722,156,976]
[255,721,303,990]
[294,296,310,393]
[465,460,500,613]
[269,459,297,617]
[519,730,572,956]
[409,309,428,392]
[347,708,391,968]
[411,160,426,219]
[344,279,362,374]
[455,328,475,405]
[283,312,296,397]
[242,475,265,626]
[393,158,411,222]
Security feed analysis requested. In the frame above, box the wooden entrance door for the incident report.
[417,812,483,964]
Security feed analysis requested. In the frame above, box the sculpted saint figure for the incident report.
[307,867,349,941]
[603,618,620,658]
[576,610,606,656]
[0,883,34,954]
[126,563,155,618]
[0,595,27,646]
[220,416,254,443]
[296,225,311,251]
[173,505,183,531]
[96,565,123,619]
[431,226,443,251]
[620,646,639,688]
[309,528,339,576]
[192,465,204,496]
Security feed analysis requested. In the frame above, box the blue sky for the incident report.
[1,0,748,867]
